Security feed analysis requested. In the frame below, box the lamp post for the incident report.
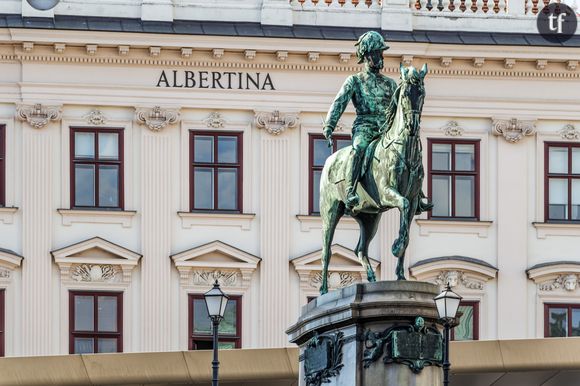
[434,284,462,386]
[204,280,230,386]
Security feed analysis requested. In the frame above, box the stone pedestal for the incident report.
[286,281,443,386]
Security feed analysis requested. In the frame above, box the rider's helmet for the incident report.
[355,31,390,64]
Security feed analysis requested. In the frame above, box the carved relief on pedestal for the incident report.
[492,118,536,143]
[255,110,299,135]
[70,264,121,283]
[16,103,62,129]
[135,106,180,132]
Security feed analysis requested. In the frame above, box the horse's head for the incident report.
[399,63,427,136]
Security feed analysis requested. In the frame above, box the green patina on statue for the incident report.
[319,31,432,294]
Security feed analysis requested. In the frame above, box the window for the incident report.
[428,139,480,220]
[309,134,352,214]
[545,303,580,337]
[0,125,4,207]
[545,143,580,221]
[451,301,479,341]
[190,132,242,212]
[69,291,123,354]
[70,128,124,209]
[189,294,241,350]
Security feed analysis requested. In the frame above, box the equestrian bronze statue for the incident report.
[319,31,431,295]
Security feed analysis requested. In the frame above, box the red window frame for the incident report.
[0,289,4,357]
[0,125,5,207]
[451,300,479,341]
[69,291,123,354]
[427,139,480,220]
[544,303,580,337]
[189,131,243,213]
[544,142,580,222]
[188,294,242,350]
[70,127,124,210]
[309,134,352,215]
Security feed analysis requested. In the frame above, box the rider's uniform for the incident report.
[323,69,397,206]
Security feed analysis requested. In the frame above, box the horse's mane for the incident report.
[383,83,402,135]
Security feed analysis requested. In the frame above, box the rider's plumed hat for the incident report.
[355,31,390,64]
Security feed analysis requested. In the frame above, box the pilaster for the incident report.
[259,130,291,347]
[21,123,53,355]
[140,129,173,351]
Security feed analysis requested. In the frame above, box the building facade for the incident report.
[0,0,578,358]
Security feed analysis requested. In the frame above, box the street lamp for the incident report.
[204,280,230,386]
[434,284,462,386]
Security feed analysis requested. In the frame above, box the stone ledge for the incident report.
[415,219,493,238]
[296,215,358,232]
[57,209,136,228]
[0,207,18,224]
[533,222,580,239]
[177,212,256,231]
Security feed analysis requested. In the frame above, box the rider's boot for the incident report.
[346,149,364,209]
[415,190,434,215]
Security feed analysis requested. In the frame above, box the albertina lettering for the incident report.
[156,70,275,90]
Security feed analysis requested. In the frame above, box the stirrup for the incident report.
[346,190,360,208]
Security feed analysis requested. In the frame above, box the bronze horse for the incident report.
[318,64,428,294]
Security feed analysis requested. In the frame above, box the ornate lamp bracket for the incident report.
[492,118,536,143]
[17,103,62,129]
[135,106,180,132]
[255,110,299,135]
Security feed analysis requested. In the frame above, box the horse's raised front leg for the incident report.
[320,200,345,295]
[395,197,420,280]
[382,187,410,259]
[354,213,381,283]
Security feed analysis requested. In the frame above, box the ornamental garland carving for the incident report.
[539,274,579,292]
[441,120,464,137]
[560,124,580,140]
[16,103,62,129]
[71,264,121,283]
[434,270,484,290]
[84,109,108,126]
[135,106,180,132]
[492,118,536,143]
[255,110,299,135]
[192,269,239,287]
[203,112,226,128]
[309,271,357,290]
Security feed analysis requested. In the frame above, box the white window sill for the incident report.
[0,207,18,224]
[58,209,137,228]
[296,215,358,232]
[177,212,256,231]
[533,222,580,239]
[415,219,493,238]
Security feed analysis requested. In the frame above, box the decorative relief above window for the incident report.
[410,256,497,291]
[51,237,141,285]
[527,261,580,293]
[559,124,580,141]
[491,118,536,143]
[135,106,180,132]
[171,241,260,290]
[254,110,299,135]
[203,112,226,129]
[16,103,62,129]
[440,121,464,137]
[83,109,108,126]
[291,244,380,297]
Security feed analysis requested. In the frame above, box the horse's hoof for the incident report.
[368,272,377,282]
